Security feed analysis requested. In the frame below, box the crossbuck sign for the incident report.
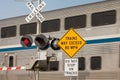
[25,1,46,23]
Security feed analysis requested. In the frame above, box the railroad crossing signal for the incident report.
[57,28,86,58]
[25,1,46,23]
[35,34,49,50]
[20,35,33,48]
[20,34,60,50]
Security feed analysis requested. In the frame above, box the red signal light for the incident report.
[23,38,30,45]
[37,38,45,44]
[20,35,33,48]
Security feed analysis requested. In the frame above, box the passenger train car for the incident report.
[0,0,120,80]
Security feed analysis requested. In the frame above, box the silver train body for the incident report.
[0,0,120,80]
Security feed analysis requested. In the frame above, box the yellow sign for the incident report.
[57,28,86,58]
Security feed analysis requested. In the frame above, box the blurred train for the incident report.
[0,0,120,80]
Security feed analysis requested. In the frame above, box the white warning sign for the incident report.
[64,58,78,76]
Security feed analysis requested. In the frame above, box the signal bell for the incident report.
[51,38,60,50]
[35,34,49,50]
[20,35,33,48]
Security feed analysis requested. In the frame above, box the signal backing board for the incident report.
[57,28,86,58]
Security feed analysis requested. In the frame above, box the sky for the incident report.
[0,0,104,20]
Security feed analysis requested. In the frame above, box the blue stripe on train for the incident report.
[86,37,120,44]
[0,37,120,52]
[0,46,37,52]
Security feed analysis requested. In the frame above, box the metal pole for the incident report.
[38,0,41,5]
[70,77,72,80]
[36,0,41,36]
[36,0,41,35]
[35,69,39,80]
[35,0,41,80]
[36,0,41,58]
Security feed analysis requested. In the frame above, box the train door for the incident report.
[4,53,16,67]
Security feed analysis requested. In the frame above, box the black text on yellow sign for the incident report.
[57,28,86,58]
[61,36,82,50]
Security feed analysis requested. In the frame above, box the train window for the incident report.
[90,56,101,70]
[78,57,85,70]
[41,19,60,33]
[9,56,14,67]
[92,10,116,26]
[1,26,16,38]
[20,22,37,35]
[65,15,86,30]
